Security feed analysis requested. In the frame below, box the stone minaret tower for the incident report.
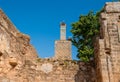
[54,22,71,60]
[60,22,66,40]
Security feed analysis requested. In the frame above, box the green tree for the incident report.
[71,11,100,62]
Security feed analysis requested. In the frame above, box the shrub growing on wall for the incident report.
[71,11,101,62]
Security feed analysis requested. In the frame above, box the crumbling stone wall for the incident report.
[75,61,96,82]
[0,9,38,82]
[94,2,120,82]
[4,2,120,82]
[35,59,79,82]
[0,57,95,82]
[0,9,96,82]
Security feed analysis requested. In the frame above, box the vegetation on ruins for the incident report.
[71,11,101,62]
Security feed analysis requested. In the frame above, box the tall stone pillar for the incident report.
[95,2,120,82]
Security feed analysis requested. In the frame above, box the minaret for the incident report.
[54,22,72,60]
[60,22,66,40]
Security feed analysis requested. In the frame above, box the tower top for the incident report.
[60,22,66,26]
[60,22,66,40]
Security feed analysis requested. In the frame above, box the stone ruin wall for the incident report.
[0,9,95,82]
[0,9,38,82]
[94,2,120,82]
[0,58,95,82]
[1,2,120,82]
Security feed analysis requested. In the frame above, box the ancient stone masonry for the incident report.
[0,9,96,82]
[94,2,120,82]
[55,40,71,60]
[54,22,72,60]
[3,2,120,82]
[0,9,38,82]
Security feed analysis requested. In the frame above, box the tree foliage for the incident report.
[71,11,100,62]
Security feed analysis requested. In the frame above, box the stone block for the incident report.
[9,57,17,67]
[105,2,120,13]
[0,51,2,56]
[100,13,107,20]
[1,78,9,82]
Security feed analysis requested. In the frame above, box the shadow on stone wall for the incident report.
[75,61,96,82]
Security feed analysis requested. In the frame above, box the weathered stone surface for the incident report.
[54,22,72,60]
[54,40,71,60]
[0,9,38,82]
[105,2,120,13]
[75,61,96,82]
[9,57,17,67]
[4,2,120,82]
[0,9,96,82]
[95,2,120,82]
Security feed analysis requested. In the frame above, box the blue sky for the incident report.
[0,0,112,59]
